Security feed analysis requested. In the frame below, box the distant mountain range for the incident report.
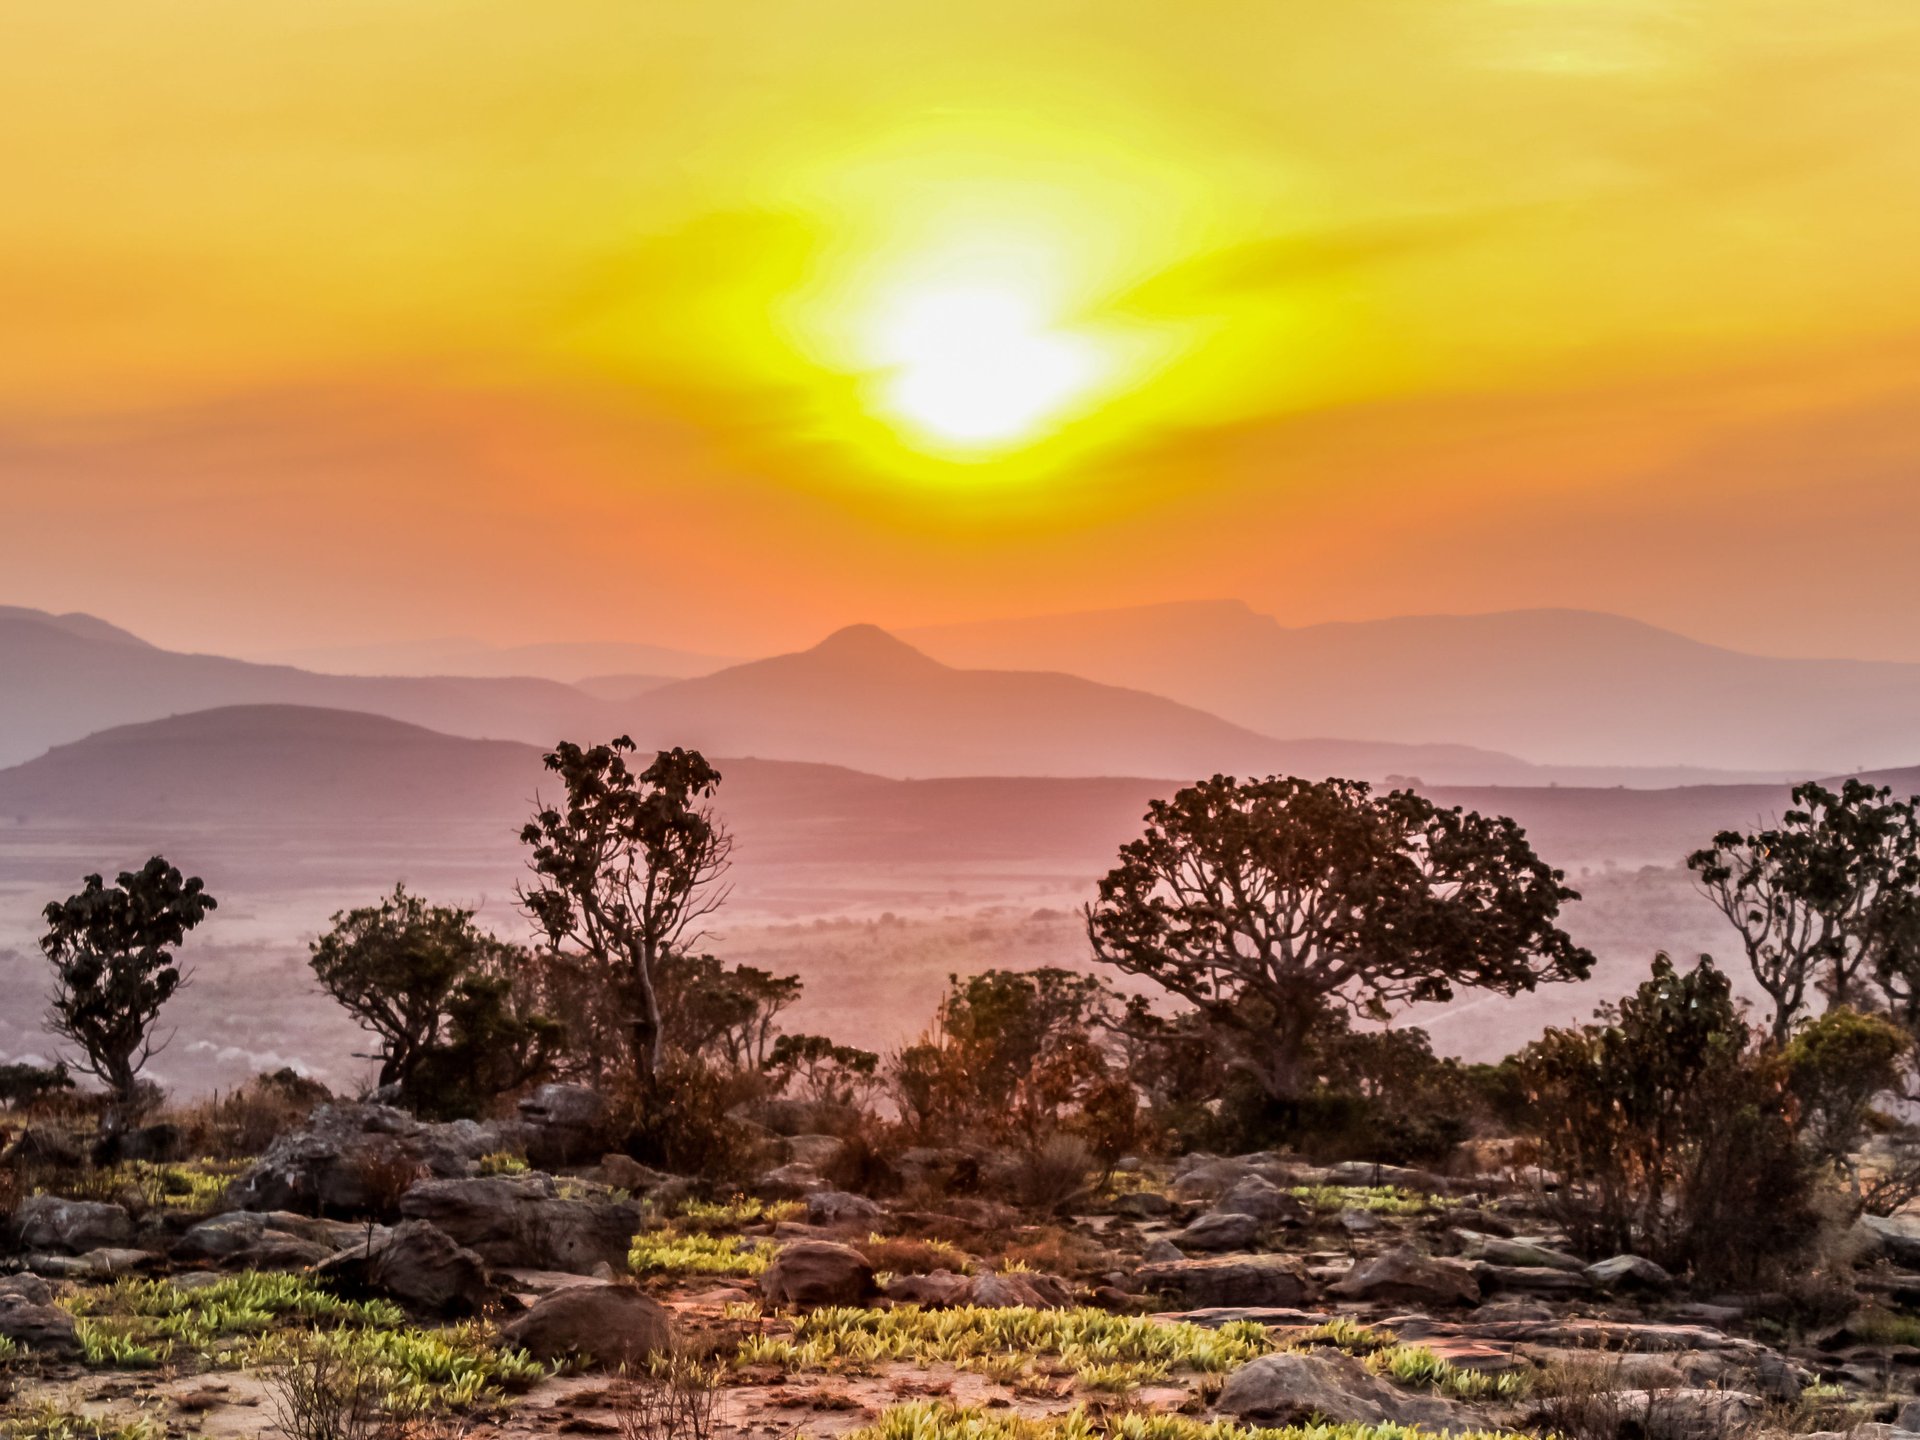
[616,624,1551,784]
[6,605,1699,786]
[7,600,1915,783]
[906,600,1920,773]
[0,611,611,770]
[254,636,731,684]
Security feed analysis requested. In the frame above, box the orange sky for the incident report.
[3,1,1919,659]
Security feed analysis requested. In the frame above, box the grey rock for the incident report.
[1453,1230,1585,1272]
[230,1102,514,1216]
[598,1154,671,1193]
[1178,1211,1263,1252]
[174,1209,377,1267]
[25,1247,154,1279]
[1217,1350,1469,1429]
[1855,1213,1920,1267]
[1213,1176,1304,1225]
[316,1219,499,1316]
[1587,1253,1674,1293]
[0,1288,80,1356]
[400,1173,641,1274]
[499,1282,672,1368]
[1476,1263,1589,1297]
[965,1272,1074,1309]
[1138,1254,1314,1308]
[1330,1245,1481,1307]
[805,1189,883,1226]
[517,1084,610,1167]
[1142,1239,1186,1264]
[1322,1160,1448,1193]
[13,1195,135,1254]
[782,1135,847,1170]
[756,1162,827,1196]
[1171,1156,1259,1201]
[758,1240,877,1307]
[1111,1190,1174,1220]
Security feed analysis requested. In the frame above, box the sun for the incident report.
[866,282,1108,457]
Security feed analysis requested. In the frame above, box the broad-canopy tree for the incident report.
[309,884,560,1117]
[519,739,732,1089]
[41,856,217,1109]
[1086,774,1592,1102]
[1688,779,1920,1043]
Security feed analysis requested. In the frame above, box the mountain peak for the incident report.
[804,624,943,669]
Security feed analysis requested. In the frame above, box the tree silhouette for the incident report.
[41,856,217,1109]
[518,739,731,1089]
[1086,774,1590,1102]
[1688,779,1920,1043]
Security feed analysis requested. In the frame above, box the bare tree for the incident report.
[519,739,732,1088]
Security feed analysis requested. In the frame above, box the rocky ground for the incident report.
[10,1090,1920,1440]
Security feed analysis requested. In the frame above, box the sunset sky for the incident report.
[4,1,1919,659]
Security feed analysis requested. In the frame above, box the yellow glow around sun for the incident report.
[870,282,1106,453]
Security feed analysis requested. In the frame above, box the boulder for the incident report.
[12,1195,135,1254]
[758,1240,877,1307]
[0,1277,80,1356]
[805,1190,883,1226]
[1178,1211,1264,1253]
[230,1103,523,1216]
[598,1154,671,1194]
[883,1270,975,1307]
[1854,1212,1920,1267]
[1587,1254,1675,1294]
[517,1084,610,1168]
[1171,1156,1260,1200]
[1111,1191,1175,1220]
[25,1247,155,1279]
[1330,1246,1481,1307]
[399,1173,641,1274]
[1138,1254,1315,1308]
[1453,1230,1585,1272]
[966,1271,1075,1309]
[1477,1264,1590,1297]
[1214,1176,1304,1226]
[1142,1239,1186,1264]
[1322,1160,1448,1193]
[1216,1350,1470,1429]
[782,1135,848,1170]
[317,1219,499,1316]
[173,1209,374,1267]
[498,1282,672,1367]
[755,1162,828,1196]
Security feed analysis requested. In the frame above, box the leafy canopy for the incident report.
[1086,775,1591,1099]
[41,856,217,1105]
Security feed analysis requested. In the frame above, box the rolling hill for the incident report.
[906,601,1920,773]
[0,609,619,768]
[618,624,1548,784]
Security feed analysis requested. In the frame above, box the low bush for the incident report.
[629,1230,779,1277]
[841,1401,1542,1440]
[1517,953,1819,1285]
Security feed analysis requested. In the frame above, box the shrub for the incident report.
[1518,953,1818,1284]
[0,1060,75,1111]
